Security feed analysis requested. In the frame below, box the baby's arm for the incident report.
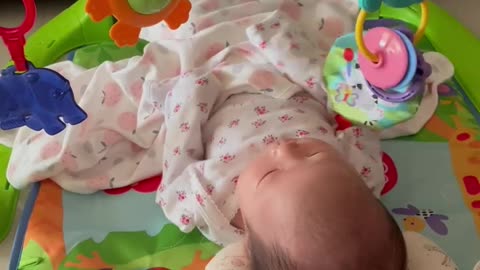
[158,157,245,245]
[156,71,244,246]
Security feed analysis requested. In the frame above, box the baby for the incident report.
[236,138,406,269]
[155,60,406,268]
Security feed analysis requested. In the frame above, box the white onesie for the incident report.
[157,62,383,246]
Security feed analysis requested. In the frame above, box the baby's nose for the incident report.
[275,140,304,160]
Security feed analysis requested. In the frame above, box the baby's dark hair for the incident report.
[248,229,297,269]
[248,204,406,270]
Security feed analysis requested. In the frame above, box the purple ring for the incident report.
[367,79,424,103]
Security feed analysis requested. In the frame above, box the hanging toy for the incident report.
[86,0,192,47]
[322,0,432,130]
[355,0,430,102]
[0,0,87,136]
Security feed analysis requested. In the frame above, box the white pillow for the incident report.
[206,232,458,270]
[206,241,249,270]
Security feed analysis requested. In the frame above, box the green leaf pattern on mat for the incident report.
[117,242,219,270]
[60,224,220,270]
[399,81,480,142]
[18,241,53,270]
[72,41,148,69]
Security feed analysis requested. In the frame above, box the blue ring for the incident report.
[392,30,417,91]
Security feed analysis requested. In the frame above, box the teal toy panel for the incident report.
[359,0,424,13]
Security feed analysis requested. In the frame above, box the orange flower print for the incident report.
[173,103,182,113]
[196,194,205,206]
[218,137,227,145]
[296,129,310,137]
[306,77,316,88]
[220,154,236,163]
[180,122,190,132]
[252,119,266,128]
[259,41,267,49]
[177,191,186,201]
[181,214,192,225]
[228,119,240,128]
[206,184,215,195]
[270,21,281,29]
[263,135,278,145]
[353,127,363,138]
[290,42,300,50]
[278,114,293,123]
[255,23,265,31]
[318,126,328,135]
[254,106,269,116]
[196,77,209,86]
[197,102,209,113]
[360,166,371,177]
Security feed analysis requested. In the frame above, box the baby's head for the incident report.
[236,138,406,269]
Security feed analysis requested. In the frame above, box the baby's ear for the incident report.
[423,52,454,85]
[206,241,251,270]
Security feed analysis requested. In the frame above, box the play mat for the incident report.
[2,1,479,269]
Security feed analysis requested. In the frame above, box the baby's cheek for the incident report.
[236,174,255,209]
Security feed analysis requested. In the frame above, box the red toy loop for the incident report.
[0,0,36,72]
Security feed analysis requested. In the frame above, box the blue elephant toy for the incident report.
[359,0,424,12]
[0,63,87,135]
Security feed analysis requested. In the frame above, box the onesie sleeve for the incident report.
[156,71,244,246]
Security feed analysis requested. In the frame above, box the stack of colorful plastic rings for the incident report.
[355,1,429,102]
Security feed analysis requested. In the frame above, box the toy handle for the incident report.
[12,0,113,69]
[0,0,36,72]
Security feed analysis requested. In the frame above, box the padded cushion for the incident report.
[206,232,459,270]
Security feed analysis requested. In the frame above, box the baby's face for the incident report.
[236,138,380,252]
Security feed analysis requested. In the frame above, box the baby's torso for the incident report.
[204,91,339,159]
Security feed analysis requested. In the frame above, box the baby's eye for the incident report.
[257,169,277,188]
[262,170,276,179]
